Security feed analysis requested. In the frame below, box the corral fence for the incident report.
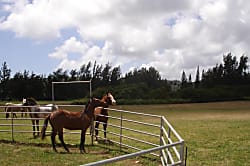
[0,105,185,166]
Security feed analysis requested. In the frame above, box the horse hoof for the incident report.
[80,150,87,154]
[53,148,58,153]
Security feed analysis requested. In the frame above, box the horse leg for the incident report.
[103,122,108,140]
[51,129,57,152]
[89,123,92,135]
[95,121,99,141]
[24,108,27,117]
[6,113,9,118]
[13,113,17,118]
[31,120,36,138]
[80,129,87,154]
[21,108,23,117]
[36,120,39,137]
[58,130,69,153]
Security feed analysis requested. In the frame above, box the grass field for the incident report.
[0,101,250,165]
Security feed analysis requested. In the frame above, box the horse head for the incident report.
[104,92,116,106]
[85,98,109,116]
[23,97,38,106]
[22,98,26,105]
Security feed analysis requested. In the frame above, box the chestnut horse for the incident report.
[22,98,58,138]
[41,96,114,153]
[94,92,116,141]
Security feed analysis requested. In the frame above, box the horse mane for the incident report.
[84,97,95,114]
[84,97,106,116]
[84,99,90,111]
[27,97,38,105]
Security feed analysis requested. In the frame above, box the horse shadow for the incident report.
[0,139,108,154]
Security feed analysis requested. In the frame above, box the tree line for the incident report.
[0,60,166,101]
[1,53,250,103]
[179,53,250,102]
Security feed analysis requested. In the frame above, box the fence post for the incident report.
[159,117,164,160]
[119,111,123,151]
[52,82,54,103]
[179,141,185,166]
[167,126,171,164]
[11,109,14,142]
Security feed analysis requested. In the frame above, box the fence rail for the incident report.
[0,105,185,165]
[89,107,185,165]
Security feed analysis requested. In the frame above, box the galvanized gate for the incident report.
[0,105,185,165]
[85,107,185,166]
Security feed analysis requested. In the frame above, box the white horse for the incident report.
[23,98,58,138]
[5,102,28,118]
[37,104,59,117]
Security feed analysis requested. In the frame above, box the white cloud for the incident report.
[48,37,117,71]
[48,37,88,59]
[1,0,250,80]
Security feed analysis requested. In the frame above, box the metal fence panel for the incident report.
[0,105,185,165]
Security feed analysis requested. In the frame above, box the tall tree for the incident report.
[187,73,193,88]
[223,53,238,84]
[201,53,249,86]
[79,61,92,80]
[195,66,200,88]
[50,68,69,82]
[0,62,11,99]
[188,74,192,83]
[101,63,112,86]
[0,62,11,83]
[111,66,121,86]
[69,69,78,81]
[237,55,248,77]
[148,67,161,80]
[92,62,103,89]
[181,70,187,88]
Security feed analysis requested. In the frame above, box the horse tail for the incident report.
[41,114,50,140]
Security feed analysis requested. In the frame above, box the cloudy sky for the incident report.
[0,0,249,80]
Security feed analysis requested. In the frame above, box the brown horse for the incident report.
[22,98,58,138]
[94,92,116,141]
[41,96,114,153]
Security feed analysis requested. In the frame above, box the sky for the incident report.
[0,0,250,80]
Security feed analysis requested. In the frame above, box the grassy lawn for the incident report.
[115,101,250,165]
[0,101,250,165]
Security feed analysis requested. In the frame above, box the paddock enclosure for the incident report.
[0,104,185,166]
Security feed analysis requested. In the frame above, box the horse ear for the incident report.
[90,97,93,102]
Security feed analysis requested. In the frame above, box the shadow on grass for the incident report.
[0,139,82,149]
[0,138,159,163]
